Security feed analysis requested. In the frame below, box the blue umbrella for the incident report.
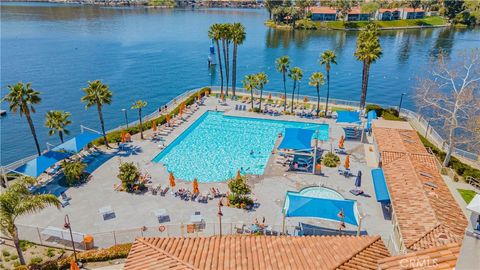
[355,171,362,188]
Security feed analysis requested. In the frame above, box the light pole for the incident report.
[121,109,128,128]
[398,93,406,116]
[218,200,223,237]
[63,215,78,263]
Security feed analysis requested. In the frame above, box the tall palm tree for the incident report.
[208,24,224,95]
[255,72,269,111]
[81,80,112,147]
[308,72,325,116]
[131,100,147,140]
[288,67,303,113]
[355,23,382,110]
[2,82,42,155]
[231,23,246,97]
[242,74,257,110]
[275,56,290,112]
[320,50,337,116]
[44,110,72,143]
[220,24,232,96]
[0,176,60,265]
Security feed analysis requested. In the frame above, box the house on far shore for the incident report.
[347,7,370,21]
[376,7,425,21]
[309,6,337,21]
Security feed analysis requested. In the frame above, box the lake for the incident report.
[1,2,479,165]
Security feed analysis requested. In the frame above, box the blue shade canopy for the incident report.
[336,111,361,124]
[283,191,359,226]
[53,132,102,153]
[366,110,377,131]
[278,128,314,151]
[355,171,362,187]
[371,168,391,203]
[13,151,72,178]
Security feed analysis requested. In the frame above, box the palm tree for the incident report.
[309,72,325,117]
[255,72,269,111]
[355,23,382,110]
[81,80,112,147]
[221,24,232,96]
[2,82,42,155]
[231,23,246,97]
[320,50,337,116]
[242,74,257,110]
[0,177,60,265]
[288,67,303,113]
[208,24,224,95]
[44,110,72,143]
[131,100,147,140]
[275,56,290,112]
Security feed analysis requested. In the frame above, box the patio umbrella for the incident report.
[125,133,131,142]
[193,178,199,194]
[70,259,80,270]
[303,96,308,104]
[169,172,176,188]
[220,93,225,101]
[281,94,285,100]
[344,155,350,170]
[236,170,242,180]
[197,91,201,100]
[315,163,322,174]
[121,132,126,143]
[355,171,362,188]
[338,135,345,149]
[166,114,171,125]
[268,93,272,100]
[152,120,157,131]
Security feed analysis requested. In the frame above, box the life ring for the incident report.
[159,226,166,232]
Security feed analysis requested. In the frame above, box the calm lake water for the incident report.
[1,3,479,164]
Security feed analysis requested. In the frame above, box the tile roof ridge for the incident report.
[405,224,452,250]
[137,237,198,269]
[332,235,382,269]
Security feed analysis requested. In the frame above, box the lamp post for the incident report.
[63,214,78,263]
[122,109,128,128]
[398,93,406,116]
[218,200,223,237]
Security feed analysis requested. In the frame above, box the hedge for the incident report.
[365,104,403,121]
[93,87,210,146]
[56,243,133,269]
[418,133,480,179]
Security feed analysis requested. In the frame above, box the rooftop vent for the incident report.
[403,139,414,143]
[424,181,438,189]
[400,132,412,138]
[420,172,433,178]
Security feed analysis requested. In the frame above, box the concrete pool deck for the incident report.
[15,95,394,250]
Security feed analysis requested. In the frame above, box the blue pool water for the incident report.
[300,186,343,200]
[152,111,328,182]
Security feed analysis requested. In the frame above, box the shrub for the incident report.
[117,162,140,192]
[46,248,55,258]
[61,160,87,186]
[228,177,251,195]
[227,194,254,209]
[19,240,34,252]
[323,152,340,167]
[10,255,18,260]
[365,104,384,116]
[2,250,10,257]
[295,19,318,30]
[57,244,132,269]
[30,257,43,265]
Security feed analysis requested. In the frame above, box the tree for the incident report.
[361,2,380,20]
[320,50,337,116]
[44,110,72,143]
[335,0,357,22]
[118,162,140,192]
[242,74,257,110]
[208,24,224,95]
[409,0,421,13]
[265,0,282,19]
[416,49,480,167]
[442,0,465,22]
[0,177,60,265]
[131,100,147,140]
[62,160,86,186]
[275,56,291,112]
[354,23,382,110]
[221,24,232,96]
[288,67,303,113]
[309,72,325,116]
[81,80,112,147]
[231,23,246,97]
[255,72,269,111]
[2,82,42,155]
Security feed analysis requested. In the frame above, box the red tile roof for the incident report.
[124,235,391,270]
[373,127,467,252]
[403,7,425,13]
[378,242,461,270]
[349,7,369,15]
[309,6,337,14]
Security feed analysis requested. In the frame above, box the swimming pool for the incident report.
[152,111,329,182]
[299,186,344,200]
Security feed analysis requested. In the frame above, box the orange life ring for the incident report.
[159,226,166,232]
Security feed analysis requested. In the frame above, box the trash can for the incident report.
[315,163,322,175]
[84,235,94,250]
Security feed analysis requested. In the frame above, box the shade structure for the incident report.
[283,191,359,226]
[338,135,345,148]
[366,110,377,131]
[336,111,361,125]
[355,171,362,187]
[169,172,176,188]
[53,132,102,153]
[193,178,199,194]
[467,194,480,214]
[278,128,314,151]
[371,169,390,203]
[14,151,72,178]
[344,155,350,170]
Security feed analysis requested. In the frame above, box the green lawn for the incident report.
[323,16,446,29]
[457,189,477,204]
